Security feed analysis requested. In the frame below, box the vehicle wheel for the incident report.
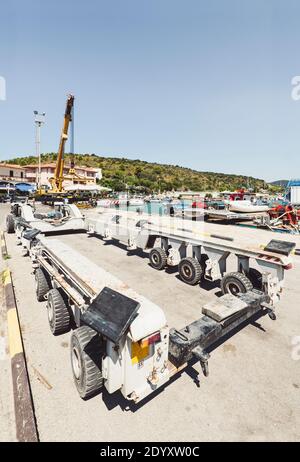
[47,288,71,335]
[248,268,263,290]
[149,247,167,270]
[70,326,103,399]
[6,214,15,234]
[221,272,253,296]
[35,268,51,301]
[178,257,203,285]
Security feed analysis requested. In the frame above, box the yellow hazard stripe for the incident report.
[7,308,23,358]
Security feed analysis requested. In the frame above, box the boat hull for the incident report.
[228,201,269,213]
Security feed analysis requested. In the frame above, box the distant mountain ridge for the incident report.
[270,180,288,188]
[4,153,268,193]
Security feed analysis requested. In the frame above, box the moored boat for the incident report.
[129,197,144,206]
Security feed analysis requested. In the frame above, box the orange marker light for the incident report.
[139,332,161,348]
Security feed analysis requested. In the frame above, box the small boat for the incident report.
[129,197,144,206]
[228,200,269,213]
[114,193,129,206]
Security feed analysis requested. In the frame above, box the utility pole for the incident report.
[33,110,46,189]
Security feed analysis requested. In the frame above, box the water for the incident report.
[100,198,289,217]
[109,200,192,216]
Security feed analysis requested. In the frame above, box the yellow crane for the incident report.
[49,94,74,193]
[35,94,96,204]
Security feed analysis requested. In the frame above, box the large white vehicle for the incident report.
[6,201,85,240]
[23,231,280,404]
[85,209,295,306]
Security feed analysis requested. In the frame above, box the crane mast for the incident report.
[50,94,74,192]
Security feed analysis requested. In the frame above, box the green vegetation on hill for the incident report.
[6,153,268,193]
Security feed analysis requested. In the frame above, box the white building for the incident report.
[23,163,102,188]
[0,163,26,181]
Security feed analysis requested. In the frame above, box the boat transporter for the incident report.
[85,209,295,306]
[6,197,294,405]
[20,230,288,403]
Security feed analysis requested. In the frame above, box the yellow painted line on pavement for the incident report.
[2,264,22,358]
[7,308,23,358]
[2,268,11,286]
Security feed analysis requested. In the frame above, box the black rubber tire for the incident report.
[248,268,263,290]
[6,214,15,234]
[149,247,167,270]
[35,268,51,301]
[70,326,103,399]
[47,288,71,335]
[221,272,253,296]
[178,257,203,285]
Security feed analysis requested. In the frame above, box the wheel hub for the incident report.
[48,300,54,323]
[227,282,240,295]
[182,264,192,278]
[152,253,159,264]
[72,347,81,380]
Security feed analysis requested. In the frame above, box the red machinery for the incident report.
[192,200,207,209]
[229,189,250,201]
[268,204,300,227]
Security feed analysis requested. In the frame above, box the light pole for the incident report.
[34,110,45,190]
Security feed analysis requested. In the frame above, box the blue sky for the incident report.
[0,0,300,181]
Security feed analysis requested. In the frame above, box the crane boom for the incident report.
[50,94,74,192]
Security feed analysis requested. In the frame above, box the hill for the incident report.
[270,180,288,188]
[5,153,267,193]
